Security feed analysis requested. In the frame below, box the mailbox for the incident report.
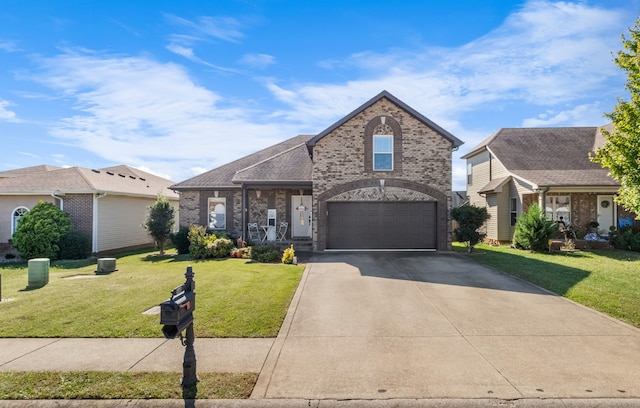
[160,285,195,339]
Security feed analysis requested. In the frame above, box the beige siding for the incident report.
[497,190,512,241]
[466,151,490,207]
[0,196,54,242]
[485,194,499,239]
[96,195,155,252]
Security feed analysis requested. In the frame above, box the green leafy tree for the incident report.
[452,205,490,253]
[591,17,640,216]
[142,195,176,255]
[12,200,72,260]
[513,203,556,252]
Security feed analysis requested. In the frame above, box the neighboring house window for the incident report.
[12,206,29,235]
[510,198,517,226]
[208,198,226,229]
[373,134,393,171]
[545,196,571,224]
[467,163,473,185]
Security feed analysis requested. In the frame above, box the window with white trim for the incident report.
[467,163,473,185]
[373,134,393,171]
[510,198,517,226]
[12,206,29,235]
[208,198,226,229]
[545,195,570,224]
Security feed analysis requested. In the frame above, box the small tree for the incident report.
[142,195,176,255]
[12,200,72,260]
[513,203,556,252]
[452,205,490,253]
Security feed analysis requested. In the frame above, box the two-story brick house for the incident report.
[171,91,463,251]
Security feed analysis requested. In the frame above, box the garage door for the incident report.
[326,202,436,249]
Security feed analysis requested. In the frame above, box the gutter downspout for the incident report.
[51,191,64,211]
[92,192,107,254]
[241,184,247,241]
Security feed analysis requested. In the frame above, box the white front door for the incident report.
[291,195,312,238]
[597,195,615,231]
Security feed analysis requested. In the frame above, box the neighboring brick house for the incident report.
[461,126,635,243]
[0,164,178,255]
[171,90,463,251]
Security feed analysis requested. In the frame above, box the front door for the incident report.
[291,195,312,238]
[597,195,615,231]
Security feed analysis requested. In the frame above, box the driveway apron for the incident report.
[252,252,640,400]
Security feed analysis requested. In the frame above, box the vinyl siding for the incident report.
[96,195,155,252]
[467,151,491,207]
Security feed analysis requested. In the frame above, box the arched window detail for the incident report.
[364,116,402,173]
[12,206,29,235]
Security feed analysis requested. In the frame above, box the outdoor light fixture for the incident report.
[256,190,261,198]
[379,179,385,192]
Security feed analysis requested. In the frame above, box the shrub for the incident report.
[252,245,280,263]
[170,227,191,254]
[282,244,295,264]
[513,203,556,252]
[188,225,212,260]
[58,231,92,260]
[208,237,234,258]
[12,201,72,260]
[610,226,640,251]
[452,205,490,252]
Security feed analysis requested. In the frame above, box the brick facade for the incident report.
[312,97,454,251]
[64,194,94,239]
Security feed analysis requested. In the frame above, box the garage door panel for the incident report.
[327,202,436,249]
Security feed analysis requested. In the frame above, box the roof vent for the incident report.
[92,169,100,173]
[118,173,125,177]
[106,171,114,175]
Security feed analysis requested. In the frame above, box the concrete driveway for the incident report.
[252,251,640,400]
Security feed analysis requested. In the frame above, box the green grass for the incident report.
[0,248,304,338]
[0,371,257,399]
[454,242,640,328]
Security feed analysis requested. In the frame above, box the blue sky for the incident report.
[0,0,637,191]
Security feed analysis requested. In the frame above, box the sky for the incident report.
[0,0,638,191]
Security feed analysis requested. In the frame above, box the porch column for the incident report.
[241,184,247,241]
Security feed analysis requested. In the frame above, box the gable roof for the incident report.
[0,165,178,198]
[463,127,618,188]
[306,90,463,149]
[171,135,313,190]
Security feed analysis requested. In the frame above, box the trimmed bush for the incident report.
[281,244,295,264]
[58,231,92,260]
[170,227,191,254]
[452,205,490,252]
[252,245,280,263]
[513,203,556,252]
[12,201,72,260]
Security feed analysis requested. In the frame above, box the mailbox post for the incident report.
[160,265,197,388]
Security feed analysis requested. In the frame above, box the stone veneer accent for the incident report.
[312,97,454,251]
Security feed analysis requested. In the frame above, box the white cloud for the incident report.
[0,99,19,122]
[522,103,607,127]
[33,51,299,181]
[166,14,244,43]
[240,53,276,69]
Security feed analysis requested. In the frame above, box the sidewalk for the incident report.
[0,338,272,373]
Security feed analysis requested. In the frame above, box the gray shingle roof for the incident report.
[0,164,62,177]
[171,135,314,189]
[465,127,618,187]
[307,90,463,149]
[0,165,178,198]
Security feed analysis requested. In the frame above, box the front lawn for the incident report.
[0,249,304,338]
[455,243,640,328]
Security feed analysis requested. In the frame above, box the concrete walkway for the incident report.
[2,251,640,407]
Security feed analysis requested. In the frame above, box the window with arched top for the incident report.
[364,116,402,173]
[12,206,29,235]
[208,198,226,229]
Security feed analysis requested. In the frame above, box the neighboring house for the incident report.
[171,90,463,251]
[0,164,179,255]
[461,126,635,243]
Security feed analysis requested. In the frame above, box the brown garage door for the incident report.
[326,201,437,249]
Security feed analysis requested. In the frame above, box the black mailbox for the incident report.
[160,286,195,339]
